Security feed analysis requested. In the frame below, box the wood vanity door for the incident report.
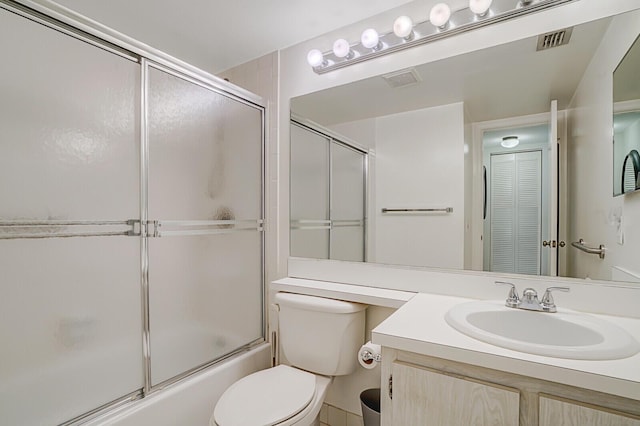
[391,361,519,425]
[539,395,640,426]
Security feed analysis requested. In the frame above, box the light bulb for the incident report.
[333,39,352,58]
[393,15,414,39]
[469,0,492,16]
[361,28,381,50]
[430,3,451,28]
[306,49,325,67]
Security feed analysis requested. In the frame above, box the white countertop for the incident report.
[373,293,640,401]
[271,277,413,308]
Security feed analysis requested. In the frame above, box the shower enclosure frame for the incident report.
[0,0,267,423]
[290,115,369,262]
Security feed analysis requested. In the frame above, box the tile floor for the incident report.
[319,403,364,426]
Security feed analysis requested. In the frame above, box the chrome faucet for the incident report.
[496,282,569,313]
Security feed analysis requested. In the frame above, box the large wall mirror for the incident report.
[614,34,640,196]
[290,8,640,284]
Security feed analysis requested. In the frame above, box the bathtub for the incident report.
[86,343,271,426]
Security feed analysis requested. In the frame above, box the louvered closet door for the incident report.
[490,151,542,275]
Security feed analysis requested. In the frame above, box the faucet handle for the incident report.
[541,287,570,312]
[495,281,520,308]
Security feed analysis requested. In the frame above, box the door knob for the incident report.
[543,240,559,248]
[543,240,551,247]
[558,241,566,248]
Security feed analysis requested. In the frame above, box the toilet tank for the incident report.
[275,293,366,376]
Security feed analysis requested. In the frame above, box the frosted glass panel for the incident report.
[330,227,365,262]
[148,232,263,385]
[0,9,139,221]
[0,8,142,425]
[291,228,329,259]
[331,143,365,220]
[147,66,263,385]
[0,238,142,425]
[148,67,262,220]
[290,124,330,258]
[331,143,365,261]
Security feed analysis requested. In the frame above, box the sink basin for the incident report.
[445,301,640,360]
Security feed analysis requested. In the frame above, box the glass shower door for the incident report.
[146,64,264,386]
[290,123,331,259]
[330,143,366,261]
[0,7,142,425]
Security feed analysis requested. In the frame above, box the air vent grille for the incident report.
[537,27,573,51]
[382,68,421,88]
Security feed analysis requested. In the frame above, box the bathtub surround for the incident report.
[84,345,271,426]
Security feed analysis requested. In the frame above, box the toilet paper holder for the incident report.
[361,349,382,363]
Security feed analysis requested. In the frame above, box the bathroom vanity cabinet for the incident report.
[539,395,640,426]
[390,359,519,425]
[381,348,640,426]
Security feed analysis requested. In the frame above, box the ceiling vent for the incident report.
[537,27,573,51]
[382,68,422,88]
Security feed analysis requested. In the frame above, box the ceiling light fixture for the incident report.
[501,136,520,148]
[306,0,578,74]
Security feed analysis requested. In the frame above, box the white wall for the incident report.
[329,104,466,270]
[375,103,465,268]
[567,9,640,280]
[463,107,473,269]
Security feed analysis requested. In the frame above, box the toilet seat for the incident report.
[213,365,317,426]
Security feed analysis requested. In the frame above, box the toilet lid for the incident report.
[214,365,316,426]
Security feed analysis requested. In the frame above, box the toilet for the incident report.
[211,292,367,426]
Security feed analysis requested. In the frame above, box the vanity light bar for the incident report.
[308,0,579,74]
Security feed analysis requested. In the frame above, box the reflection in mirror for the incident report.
[291,10,640,283]
[621,149,640,193]
[613,34,640,196]
[482,125,550,276]
[290,119,367,261]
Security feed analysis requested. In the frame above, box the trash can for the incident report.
[360,388,381,426]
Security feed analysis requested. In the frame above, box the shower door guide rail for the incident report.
[0,219,141,239]
[148,219,264,237]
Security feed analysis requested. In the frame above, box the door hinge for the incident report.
[388,375,393,400]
